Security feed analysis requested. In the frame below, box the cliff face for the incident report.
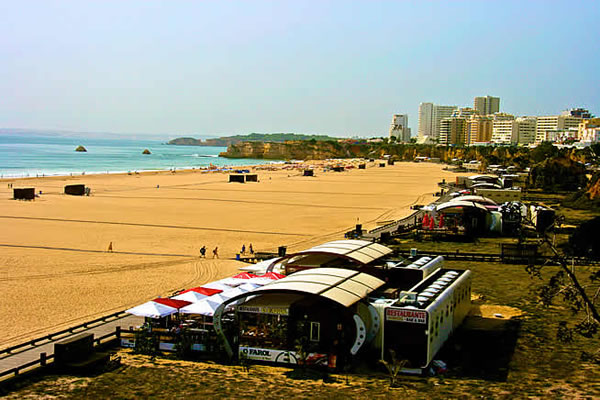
[220,141,352,159]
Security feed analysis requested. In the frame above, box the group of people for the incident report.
[198,244,255,259]
[199,245,219,258]
[240,243,254,255]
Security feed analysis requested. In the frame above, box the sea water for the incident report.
[0,133,271,178]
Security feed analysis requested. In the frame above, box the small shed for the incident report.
[229,174,245,183]
[65,184,86,196]
[303,169,314,177]
[14,188,35,200]
[245,174,258,182]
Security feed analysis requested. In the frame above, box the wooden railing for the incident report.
[0,310,128,358]
[0,326,128,382]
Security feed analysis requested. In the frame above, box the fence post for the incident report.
[40,352,47,367]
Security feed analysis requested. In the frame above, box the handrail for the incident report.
[0,310,128,357]
[0,327,125,382]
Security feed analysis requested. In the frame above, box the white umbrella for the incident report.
[246,277,274,286]
[126,301,178,318]
[218,277,247,287]
[179,298,222,316]
[203,281,234,291]
[172,291,208,303]
[238,282,262,291]
[220,287,250,300]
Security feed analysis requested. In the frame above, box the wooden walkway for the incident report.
[0,314,143,380]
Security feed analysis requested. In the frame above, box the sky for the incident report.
[0,1,598,138]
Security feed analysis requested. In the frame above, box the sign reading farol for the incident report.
[385,308,427,324]
[239,347,329,366]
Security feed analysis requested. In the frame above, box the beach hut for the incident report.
[245,174,258,182]
[229,174,245,183]
[64,184,86,196]
[13,188,35,200]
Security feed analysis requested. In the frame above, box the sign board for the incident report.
[239,347,328,366]
[385,308,427,324]
[120,338,135,348]
[237,305,289,316]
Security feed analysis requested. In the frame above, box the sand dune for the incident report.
[0,161,458,347]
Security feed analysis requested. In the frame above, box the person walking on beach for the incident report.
[200,246,206,258]
[107,242,113,252]
[212,246,219,258]
[249,243,254,254]
[241,244,246,255]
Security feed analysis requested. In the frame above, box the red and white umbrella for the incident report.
[126,298,191,318]
[172,287,223,302]
[259,272,285,280]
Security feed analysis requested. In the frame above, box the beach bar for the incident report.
[13,188,35,200]
[64,184,86,196]
[214,268,386,369]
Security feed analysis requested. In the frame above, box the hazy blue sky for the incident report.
[1,1,598,137]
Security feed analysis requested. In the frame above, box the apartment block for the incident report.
[535,115,581,143]
[439,117,468,145]
[473,96,500,115]
[515,117,537,145]
[467,115,493,144]
[389,114,411,142]
[418,102,457,141]
[491,114,517,144]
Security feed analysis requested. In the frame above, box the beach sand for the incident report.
[0,161,459,347]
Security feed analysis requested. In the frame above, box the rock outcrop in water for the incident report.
[142,149,151,155]
[75,145,87,152]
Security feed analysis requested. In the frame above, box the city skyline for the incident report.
[1,1,598,137]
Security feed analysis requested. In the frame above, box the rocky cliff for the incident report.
[220,141,352,159]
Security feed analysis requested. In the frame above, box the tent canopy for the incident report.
[153,298,192,309]
[126,301,179,318]
[179,298,222,316]
[180,287,223,296]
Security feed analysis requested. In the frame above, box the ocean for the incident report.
[0,133,270,178]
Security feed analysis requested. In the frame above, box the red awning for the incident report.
[153,298,192,309]
[232,272,259,279]
[260,272,285,280]
[180,287,223,296]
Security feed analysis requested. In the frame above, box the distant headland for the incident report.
[166,133,338,147]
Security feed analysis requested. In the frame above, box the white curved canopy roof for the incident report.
[451,195,497,205]
[436,200,489,212]
[240,268,385,307]
[294,239,392,265]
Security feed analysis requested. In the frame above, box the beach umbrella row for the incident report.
[126,270,286,318]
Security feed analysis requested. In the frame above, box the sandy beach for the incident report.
[0,161,459,348]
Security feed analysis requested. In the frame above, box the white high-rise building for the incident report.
[389,114,411,142]
[418,102,457,142]
[418,103,433,140]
